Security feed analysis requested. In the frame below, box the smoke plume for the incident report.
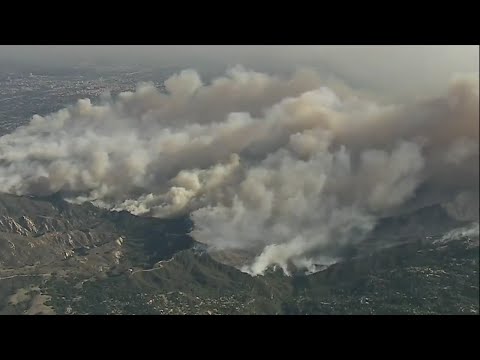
[436,222,480,244]
[0,66,478,275]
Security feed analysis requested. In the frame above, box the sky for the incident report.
[0,45,478,98]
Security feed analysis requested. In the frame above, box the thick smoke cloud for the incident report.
[0,66,478,275]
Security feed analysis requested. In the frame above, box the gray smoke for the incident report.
[442,191,479,222]
[0,66,478,275]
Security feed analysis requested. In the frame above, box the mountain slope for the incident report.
[0,193,477,315]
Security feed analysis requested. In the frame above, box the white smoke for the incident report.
[435,222,480,244]
[0,66,478,275]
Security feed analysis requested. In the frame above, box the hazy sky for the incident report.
[0,45,478,97]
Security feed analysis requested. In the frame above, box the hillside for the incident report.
[0,193,478,315]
